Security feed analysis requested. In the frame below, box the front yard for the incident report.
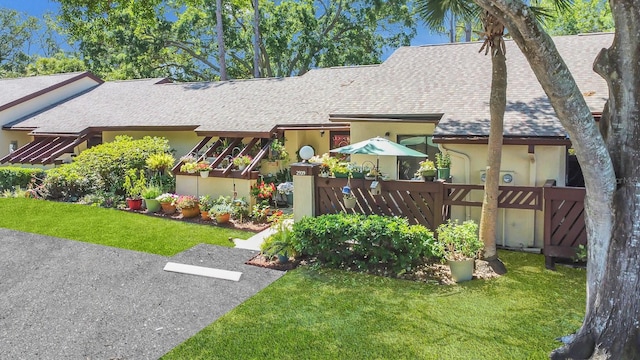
[0,198,586,359]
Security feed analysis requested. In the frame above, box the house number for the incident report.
[296,170,307,176]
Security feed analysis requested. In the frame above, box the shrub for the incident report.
[0,167,45,192]
[292,214,438,275]
[70,135,171,195]
[42,164,99,201]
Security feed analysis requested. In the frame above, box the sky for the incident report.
[0,0,450,58]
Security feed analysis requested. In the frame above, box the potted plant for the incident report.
[175,195,200,218]
[365,167,379,180]
[436,152,452,180]
[146,152,175,175]
[331,161,350,178]
[251,180,276,205]
[415,160,437,181]
[233,155,252,170]
[210,203,233,223]
[436,219,483,282]
[198,195,215,220]
[142,185,162,213]
[260,214,296,263]
[196,161,211,177]
[123,169,147,210]
[179,154,198,173]
[277,181,294,206]
[343,191,357,209]
[156,193,178,214]
[269,139,289,162]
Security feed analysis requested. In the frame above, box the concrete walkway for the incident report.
[0,229,284,359]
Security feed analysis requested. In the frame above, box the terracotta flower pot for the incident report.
[201,211,211,220]
[160,202,176,214]
[215,213,231,224]
[180,206,200,218]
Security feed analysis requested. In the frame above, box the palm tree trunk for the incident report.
[479,48,507,274]
[216,0,227,81]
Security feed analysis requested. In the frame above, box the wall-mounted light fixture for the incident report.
[384,132,390,139]
[320,130,325,137]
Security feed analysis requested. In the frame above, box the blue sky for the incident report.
[0,0,449,56]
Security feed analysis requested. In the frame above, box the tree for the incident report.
[25,52,86,76]
[0,8,40,77]
[540,0,614,35]
[473,0,638,357]
[417,0,508,273]
[55,0,416,81]
[216,0,228,80]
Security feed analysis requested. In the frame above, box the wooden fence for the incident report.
[543,180,587,269]
[315,176,585,267]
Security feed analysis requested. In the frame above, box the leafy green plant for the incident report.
[231,197,249,221]
[261,214,296,258]
[146,152,175,173]
[123,169,147,199]
[198,195,215,212]
[435,219,483,261]
[292,214,438,275]
[0,167,45,192]
[42,165,99,201]
[233,155,252,168]
[415,160,436,177]
[574,244,588,262]
[435,152,451,168]
[269,139,289,162]
[141,185,162,200]
[210,203,234,216]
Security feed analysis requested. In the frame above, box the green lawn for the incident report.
[0,198,586,359]
[163,251,586,360]
[0,198,252,255]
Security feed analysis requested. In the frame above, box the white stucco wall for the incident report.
[441,143,567,249]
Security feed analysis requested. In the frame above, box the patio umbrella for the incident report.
[330,137,427,174]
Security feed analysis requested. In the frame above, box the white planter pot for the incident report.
[448,258,475,282]
[200,171,209,178]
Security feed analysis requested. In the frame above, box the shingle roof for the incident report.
[9,66,377,135]
[0,72,98,111]
[332,33,611,137]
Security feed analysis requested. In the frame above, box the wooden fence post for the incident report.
[543,179,557,269]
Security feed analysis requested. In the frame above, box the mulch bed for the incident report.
[245,254,303,271]
[130,208,271,233]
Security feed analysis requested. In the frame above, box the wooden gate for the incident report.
[543,180,587,269]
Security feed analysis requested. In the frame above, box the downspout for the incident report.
[439,144,472,220]
[528,145,537,248]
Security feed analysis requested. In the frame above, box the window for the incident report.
[330,131,350,150]
[9,141,18,153]
[397,135,439,180]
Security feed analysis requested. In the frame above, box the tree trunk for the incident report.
[252,0,260,78]
[216,0,227,81]
[473,0,639,357]
[479,48,507,274]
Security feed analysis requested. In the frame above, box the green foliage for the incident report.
[42,164,99,201]
[123,169,147,199]
[231,197,250,221]
[292,214,438,275]
[146,152,176,173]
[210,203,234,216]
[540,0,614,35]
[141,184,162,200]
[436,219,483,261]
[435,152,451,168]
[260,215,296,258]
[0,8,40,77]
[55,0,416,81]
[71,135,171,195]
[0,167,45,192]
[25,52,86,76]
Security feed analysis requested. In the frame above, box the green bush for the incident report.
[71,135,171,194]
[42,164,100,201]
[0,167,45,192]
[292,214,438,275]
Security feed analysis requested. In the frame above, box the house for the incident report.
[1,33,611,253]
[0,72,102,164]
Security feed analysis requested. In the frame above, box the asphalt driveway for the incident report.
[0,228,285,359]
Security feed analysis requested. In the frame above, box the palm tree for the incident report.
[417,0,568,274]
[417,0,507,273]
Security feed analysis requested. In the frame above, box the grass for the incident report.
[0,198,252,256]
[1,198,586,359]
[162,251,586,360]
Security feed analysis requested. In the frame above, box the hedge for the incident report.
[0,167,45,192]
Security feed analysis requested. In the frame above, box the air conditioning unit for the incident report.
[480,171,515,185]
